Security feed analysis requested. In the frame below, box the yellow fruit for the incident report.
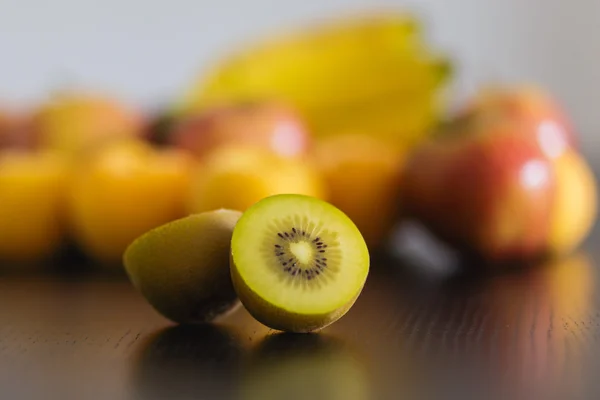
[68,139,191,264]
[549,150,597,255]
[313,134,405,248]
[186,146,325,214]
[33,93,142,159]
[0,151,68,262]
[178,12,450,148]
[309,92,443,146]
[124,210,242,323]
[230,194,369,333]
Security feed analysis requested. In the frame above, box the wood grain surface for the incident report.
[0,223,599,400]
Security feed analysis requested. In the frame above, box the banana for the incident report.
[178,12,451,147]
[309,92,445,145]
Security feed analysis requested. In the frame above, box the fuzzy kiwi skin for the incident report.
[230,254,365,333]
[124,209,242,324]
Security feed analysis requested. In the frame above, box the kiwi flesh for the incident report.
[230,194,369,332]
[124,209,242,324]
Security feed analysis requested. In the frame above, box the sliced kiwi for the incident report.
[230,194,369,332]
[124,209,242,324]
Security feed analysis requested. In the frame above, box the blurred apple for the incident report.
[403,83,598,263]
[463,85,576,157]
[170,101,310,159]
[0,150,68,263]
[32,93,143,159]
[313,134,405,249]
[402,119,555,263]
[186,146,325,214]
[68,139,191,265]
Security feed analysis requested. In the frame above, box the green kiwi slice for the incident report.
[124,209,242,324]
[230,194,369,332]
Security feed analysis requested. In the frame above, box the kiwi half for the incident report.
[230,194,369,332]
[124,209,242,324]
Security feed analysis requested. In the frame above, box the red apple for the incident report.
[170,101,310,159]
[402,118,556,263]
[463,85,576,159]
[406,86,597,262]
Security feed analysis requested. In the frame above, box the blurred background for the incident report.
[2,0,600,157]
[1,0,599,138]
[0,0,597,269]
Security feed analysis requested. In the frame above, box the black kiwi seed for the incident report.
[268,222,339,281]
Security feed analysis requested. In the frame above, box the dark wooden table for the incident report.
[0,226,599,400]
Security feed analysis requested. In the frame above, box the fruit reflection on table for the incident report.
[126,251,595,400]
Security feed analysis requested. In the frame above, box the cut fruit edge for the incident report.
[231,194,370,315]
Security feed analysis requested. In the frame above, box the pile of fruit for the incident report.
[0,12,596,276]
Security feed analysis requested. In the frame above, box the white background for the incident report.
[1,0,598,155]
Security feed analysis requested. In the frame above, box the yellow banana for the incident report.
[178,12,451,147]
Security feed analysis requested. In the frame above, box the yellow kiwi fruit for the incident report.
[230,194,369,332]
[124,209,242,324]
